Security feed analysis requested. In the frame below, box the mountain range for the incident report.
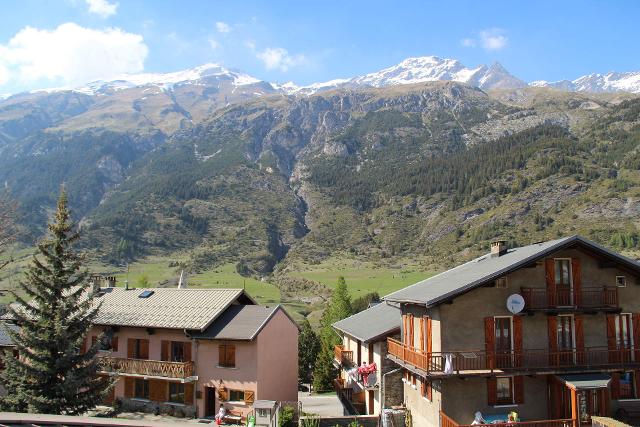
[1,54,640,283]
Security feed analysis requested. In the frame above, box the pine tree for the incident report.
[298,318,320,384]
[0,190,111,414]
[313,276,353,392]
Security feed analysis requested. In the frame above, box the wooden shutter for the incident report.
[419,317,425,352]
[402,314,408,344]
[140,339,149,359]
[575,315,585,364]
[127,338,135,358]
[545,258,556,306]
[408,315,415,348]
[161,340,169,361]
[633,314,640,361]
[485,317,495,369]
[111,336,118,352]
[218,387,228,401]
[611,372,621,399]
[548,316,558,366]
[426,381,432,401]
[184,342,192,362]
[513,316,523,367]
[149,379,167,402]
[244,390,255,404]
[426,316,433,354]
[487,377,497,406]
[228,345,236,367]
[514,376,525,404]
[124,377,134,398]
[572,259,582,306]
[184,383,194,404]
[219,344,226,366]
[607,314,617,363]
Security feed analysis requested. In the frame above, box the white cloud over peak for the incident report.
[208,38,220,50]
[86,0,118,18]
[216,21,232,33]
[256,47,307,72]
[460,28,508,51]
[0,23,147,88]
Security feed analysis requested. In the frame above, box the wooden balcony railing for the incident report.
[334,345,354,366]
[97,356,195,379]
[520,286,618,310]
[441,411,576,427]
[388,338,640,376]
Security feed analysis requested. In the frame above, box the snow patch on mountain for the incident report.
[530,71,640,94]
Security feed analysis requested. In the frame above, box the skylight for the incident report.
[138,290,155,298]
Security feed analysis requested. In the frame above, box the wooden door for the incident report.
[368,390,374,415]
[557,315,575,366]
[555,259,573,306]
[204,386,216,417]
[495,317,513,368]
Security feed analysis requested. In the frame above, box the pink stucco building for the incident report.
[84,285,298,419]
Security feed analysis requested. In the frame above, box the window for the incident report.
[421,379,432,401]
[219,344,236,368]
[495,277,508,289]
[171,342,185,362]
[496,377,514,405]
[554,259,572,285]
[615,314,633,350]
[130,338,149,359]
[169,383,185,403]
[229,389,244,402]
[617,276,627,287]
[134,379,149,399]
[619,372,636,399]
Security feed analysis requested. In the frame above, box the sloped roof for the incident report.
[190,304,284,341]
[385,235,640,307]
[92,288,253,331]
[332,302,400,343]
[0,321,18,347]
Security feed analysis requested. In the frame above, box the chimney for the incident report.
[106,276,116,288]
[90,275,101,295]
[491,240,507,257]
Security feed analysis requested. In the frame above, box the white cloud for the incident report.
[208,38,220,50]
[85,0,118,18]
[216,21,232,33]
[0,63,9,85]
[245,40,256,50]
[0,23,147,88]
[479,28,508,51]
[460,38,476,48]
[256,47,307,72]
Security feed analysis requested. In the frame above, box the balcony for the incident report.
[334,378,366,415]
[441,411,576,427]
[520,286,618,312]
[334,345,354,366]
[97,356,195,380]
[387,338,640,377]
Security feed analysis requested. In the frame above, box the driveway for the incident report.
[298,391,345,417]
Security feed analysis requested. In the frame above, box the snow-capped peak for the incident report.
[529,70,640,93]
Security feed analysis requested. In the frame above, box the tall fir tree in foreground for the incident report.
[298,318,320,385]
[0,190,111,414]
[313,276,352,391]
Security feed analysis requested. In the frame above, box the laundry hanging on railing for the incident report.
[444,354,453,374]
[358,362,377,386]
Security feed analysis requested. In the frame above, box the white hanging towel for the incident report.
[444,353,453,374]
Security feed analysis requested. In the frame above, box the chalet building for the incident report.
[383,236,640,427]
[84,286,298,419]
[332,303,403,415]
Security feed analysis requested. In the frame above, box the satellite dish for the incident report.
[506,294,525,314]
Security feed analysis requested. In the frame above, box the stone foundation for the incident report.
[117,397,196,418]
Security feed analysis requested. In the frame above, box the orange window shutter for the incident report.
[426,317,433,354]
[111,336,118,352]
[184,383,194,404]
[402,314,407,343]
[228,345,236,366]
[484,317,495,369]
[184,342,192,362]
[124,377,134,398]
[127,338,135,358]
[419,317,425,352]
[161,341,169,361]
[427,381,433,401]
[408,315,415,348]
[545,258,556,306]
[244,390,255,404]
[487,377,498,406]
[571,258,582,305]
[149,379,167,402]
[514,376,525,404]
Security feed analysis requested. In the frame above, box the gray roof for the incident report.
[0,322,18,347]
[190,305,284,341]
[385,235,640,307]
[557,374,611,390]
[92,288,253,331]
[332,302,400,343]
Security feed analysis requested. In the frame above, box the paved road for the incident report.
[298,391,345,417]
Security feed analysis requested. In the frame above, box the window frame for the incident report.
[495,376,514,405]
[228,389,245,403]
[133,378,150,400]
[495,276,508,289]
[168,382,185,404]
[617,276,627,288]
[171,341,185,362]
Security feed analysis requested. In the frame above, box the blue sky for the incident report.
[1,0,639,94]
